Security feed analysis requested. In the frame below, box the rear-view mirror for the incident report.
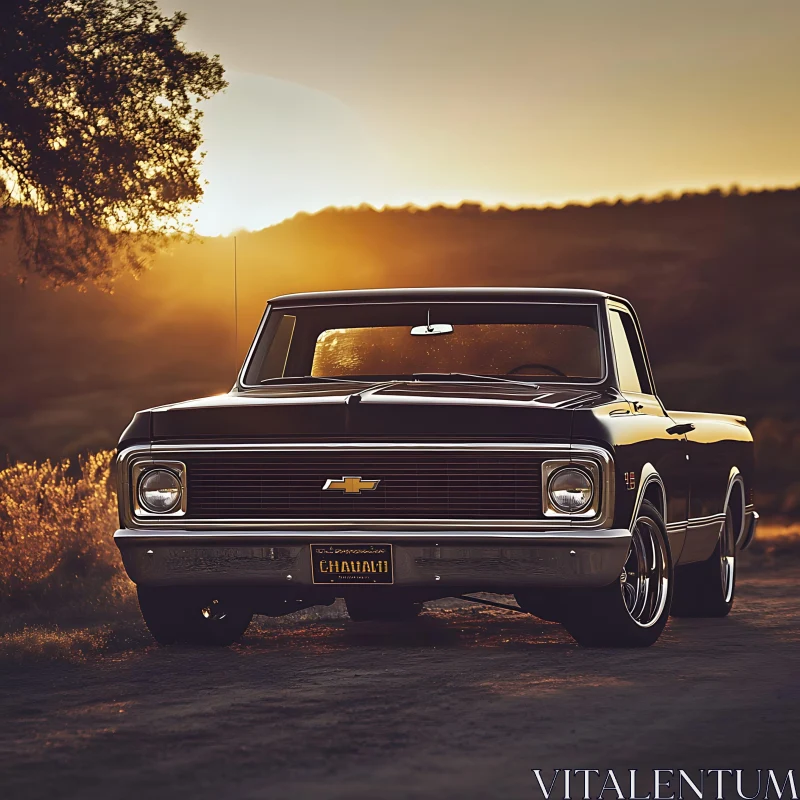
[410,323,454,336]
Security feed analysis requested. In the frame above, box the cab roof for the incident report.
[269,287,617,307]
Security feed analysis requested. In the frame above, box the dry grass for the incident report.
[0,618,151,664]
[0,450,133,614]
[742,528,800,570]
[758,521,800,539]
[0,450,141,662]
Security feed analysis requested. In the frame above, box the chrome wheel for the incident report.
[720,511,736,604]
[671,505,735,618]
[620,516,669,628]
[561,500,672,646]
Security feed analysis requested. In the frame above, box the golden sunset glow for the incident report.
[168,0,800,234]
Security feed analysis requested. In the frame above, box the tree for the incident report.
[0,0,226,286]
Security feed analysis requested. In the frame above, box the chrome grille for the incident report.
[184,450,543,520]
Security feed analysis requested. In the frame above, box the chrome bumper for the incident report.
[114,528,632,590]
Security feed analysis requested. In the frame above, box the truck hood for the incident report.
[138,382,606,443]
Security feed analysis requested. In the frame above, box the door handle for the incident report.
[666,422,695,436]
[633,401,644,412]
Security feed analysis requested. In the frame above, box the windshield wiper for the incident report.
[412,372,539,390]
[259,374,541,390]
[258,376,373,385]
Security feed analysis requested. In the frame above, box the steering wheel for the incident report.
[507,362,567,377]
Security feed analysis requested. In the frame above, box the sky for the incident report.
[159,0,800,235]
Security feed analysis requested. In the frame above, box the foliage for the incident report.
[0,450,131,609]
[0,0,226,286]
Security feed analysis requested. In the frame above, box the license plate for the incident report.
[310,544,393,584]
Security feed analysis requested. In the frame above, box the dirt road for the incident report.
[2,566,799,800]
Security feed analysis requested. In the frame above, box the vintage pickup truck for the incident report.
[115,288,757,647]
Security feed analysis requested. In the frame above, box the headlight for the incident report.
[547,467,594,513]
[138,468,182,513]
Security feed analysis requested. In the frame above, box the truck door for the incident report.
[608,303,690,560]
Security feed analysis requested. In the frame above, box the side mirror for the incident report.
[410,323,454,336]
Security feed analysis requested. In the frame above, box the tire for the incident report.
[137,587,253,646]
[671,507,736,618]
[346,597,423,622]
[561,500,673,647]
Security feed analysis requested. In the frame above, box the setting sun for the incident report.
[192,72,395,234]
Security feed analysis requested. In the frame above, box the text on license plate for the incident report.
[310,544,393,584]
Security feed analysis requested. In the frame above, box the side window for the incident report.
[262,314,296,378]
[609,309,652,394]
[246,314,296,382]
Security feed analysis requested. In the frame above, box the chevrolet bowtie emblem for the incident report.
[322,476,381,494]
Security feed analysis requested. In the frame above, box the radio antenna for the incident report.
[233,235,239,367]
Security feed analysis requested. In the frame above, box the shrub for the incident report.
[0,451,132,611]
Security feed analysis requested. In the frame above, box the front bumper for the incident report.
[114,528,632,591]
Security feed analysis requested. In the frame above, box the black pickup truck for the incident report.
[115,288,757,647]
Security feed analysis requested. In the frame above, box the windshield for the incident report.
[242,302,604,385]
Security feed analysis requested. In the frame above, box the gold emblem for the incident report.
[322,476,381,494]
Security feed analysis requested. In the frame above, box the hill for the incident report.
[1,187,799,515]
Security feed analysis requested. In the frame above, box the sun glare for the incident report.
[192,73,394,236]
